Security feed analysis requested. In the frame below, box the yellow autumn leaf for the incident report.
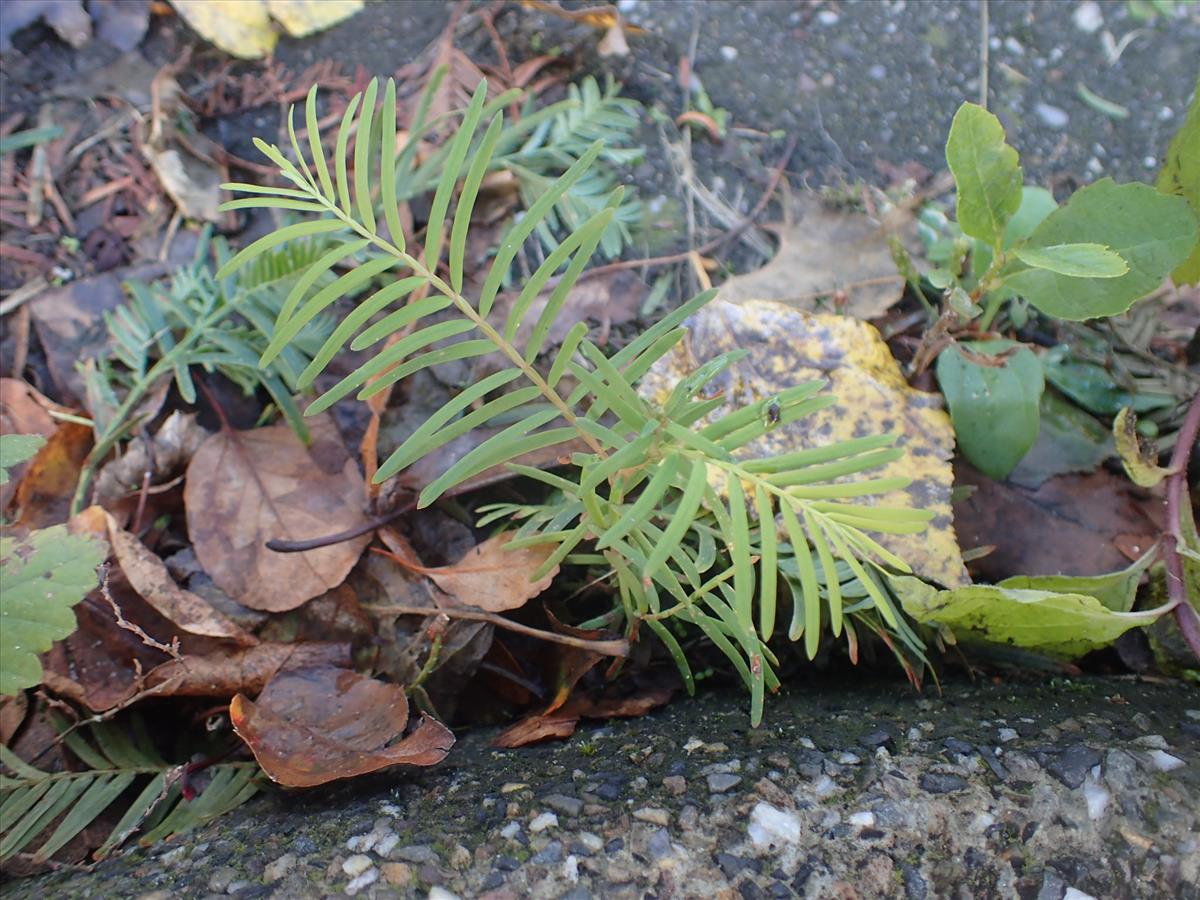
[637,299,968,588]
[169,0,363,60]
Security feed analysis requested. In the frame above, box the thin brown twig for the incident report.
[369,603,630,656]
[99,563,182,660]
[578,134,798,282]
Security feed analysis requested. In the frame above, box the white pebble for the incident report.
[748,802,802,847]
[264,853,296,882]
[720,45,738,62]
[428,888,462,900]
[342,854,374,878]
[998,728,1018,743]
[578,832,603,852]
[837,751,861,765]
[1004,37,1024,55]
[810,774,840,799]
[617,0,639,10]
[563,854,580,882]
[817,10,839,26]
[344,869,378,896]
[375,832,399,857]
[1148,750,1184,772]
[1073,1,1103,33]
[1035,103,1069,129]
[798,737,816,750]
[500,821,522,840]
[530,811,559,833]
[848,811,875,827]
[1064,889,1097,900]
[1083,777,1111,820]
[1144,156,1159,169]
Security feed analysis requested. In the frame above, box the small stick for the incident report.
[1164,388,1200,659]
[369,603,630,656]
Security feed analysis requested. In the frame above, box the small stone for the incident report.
[292,835,317,855]
[720,45,738,62]
[263,853,296,882]
[836,751,861,765]
[345,869,378,896]
[1063,889,1097,900]
[605,837,624,854]
[943,738,973,755]
[1073,1,1103,32]
[495,855,520,872]
[208,868,237,894]
[798,737,816,750]
[563,854,580,883]
[708,773,742,793]
[343,854,374,878]
[920,773,967,794]
[748,802,802,847]
[1133,734,1168,750]
[380,862,412,885]
[500,782,528,793]
[717,851,761,877]
[1147,749,1184,772]
[857,730,892,749]
[1047,744,1102,789]
[809,774,839,799]
[633,806,671,826]
[395,845,440,865]
[499,821,521,840]
[375,832,399,857]
[663,775,686,795]
[428,888,461,900]
[530,811,559,832]
[577,832,603,852]
[998,728,1018,743]
[1082,777,1110,821]
[1035,103,1069,129]
[542,793,583,816]
[647,827,673,860]
[817,9,839,25]
[531,841,563,864]
[848,811,875,828]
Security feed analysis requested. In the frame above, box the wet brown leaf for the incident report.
[954,464,1162,584]
[184,414,370,611]
[380,532,558,613]
[230,666,454,787]
[717,194,906,317]
[93,410,209,510]
[12,421,92,529]
[145,642,350,697]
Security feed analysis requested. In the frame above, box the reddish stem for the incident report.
[1164,388,1200,660]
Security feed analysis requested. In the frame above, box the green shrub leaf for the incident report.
[0,526,106,696]
[945,102,1023,247]
[890,573,1163,658]
[936,340,1043,480]
[1004,179,1199,319]
[1013,242,1128,278]
[1155,82,1200,285]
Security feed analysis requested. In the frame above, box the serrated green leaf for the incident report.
[936,340,1044,480]
[1005,179,1199,319]
[1,526,105,696]
[945,102,1023,246]
[0,434,45,485]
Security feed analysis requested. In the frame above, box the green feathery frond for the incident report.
[0,719,258,863]
[222,76,932,724]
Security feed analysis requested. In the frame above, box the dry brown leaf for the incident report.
[145,642,350,697]
[12,421,92,529]
[0,378,60,510]
[93,507,258,646]
[93,411,209,510]
[230,666,454,787]
[381,532,558,613]
[492,683,674,748]
[717,194,906,317]
[184,414,370,612]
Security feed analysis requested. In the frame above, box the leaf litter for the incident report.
[0,3,1197,870]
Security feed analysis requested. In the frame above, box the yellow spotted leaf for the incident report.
[637,299,967,587]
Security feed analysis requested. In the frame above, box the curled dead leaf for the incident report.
[230,666,454,787]
[145,642,350,697]
[184,415,370,612]
[12,421,92,529]
[380,532,558,613]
